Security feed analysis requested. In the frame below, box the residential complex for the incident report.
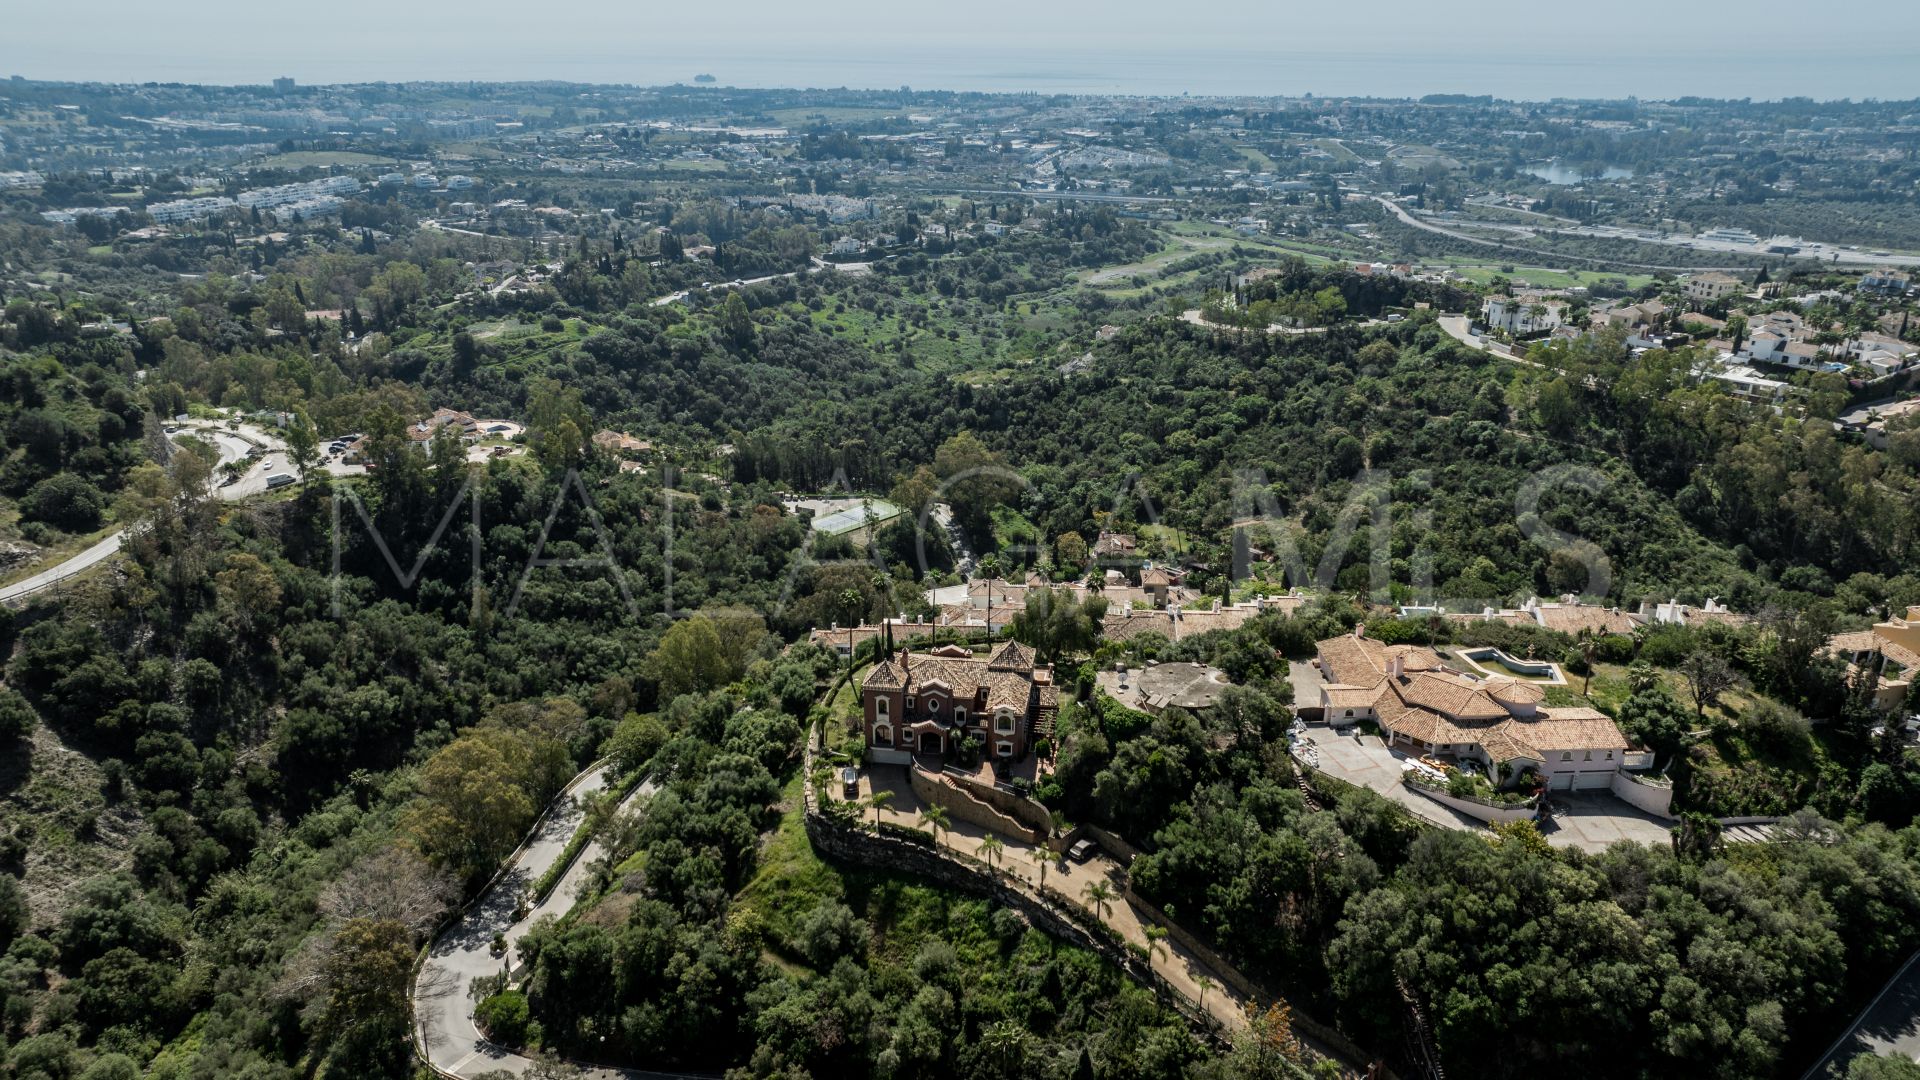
[1315,628,1653,791]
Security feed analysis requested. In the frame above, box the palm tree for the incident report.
[1144,925,1168,974]
[1195,974,1217,1012]
[867,790,894,830]
[980,1020,1030,1073]
[920,806,950,850]
[1577,628,1600,697]
[1082,879,1114,921]
[978,834,1005,873]
[1031,847,1052,890]
[838,587,865,627]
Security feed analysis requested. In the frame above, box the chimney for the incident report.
[1390,654,1405,679]
[1354,623,1366,640]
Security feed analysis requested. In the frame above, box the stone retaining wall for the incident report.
[802,813,1223,1039]
[1122,882,1395,1079]
[1403,779,1540,825]
[946,768,1056,836]
[909,764,1044,843]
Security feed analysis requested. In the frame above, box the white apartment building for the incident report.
[236,176,360,210]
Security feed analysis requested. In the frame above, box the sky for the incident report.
[5,0,1919,101]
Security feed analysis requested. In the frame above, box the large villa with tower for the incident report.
[1314,626,1652,791]
[860,641,1059,762]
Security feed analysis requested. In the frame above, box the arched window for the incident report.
[1344,709,1354,718]
[995,710,1016,733]
[874,724,892,746]
[954,707,967,726]
[876,697,889,721]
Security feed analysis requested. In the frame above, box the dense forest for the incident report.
[2,180,1918,1080]
[1027,605,1920,1079]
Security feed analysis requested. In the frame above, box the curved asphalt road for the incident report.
[0,420,261,603]
[413,764,690,1080]
[1801,950,1920,1079]
[0,418,369,604]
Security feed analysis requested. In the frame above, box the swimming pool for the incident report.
[1461,647,1561,680]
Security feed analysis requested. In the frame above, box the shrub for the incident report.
[0,688,37,742]
[475,989,531,1045]
[1741,699,1812,758]
[21,473,106,532]
[796,898,869,967]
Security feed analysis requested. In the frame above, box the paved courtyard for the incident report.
[1538,790,1674,851]
[1296,727,1675,850]
[1297,727,1483,830]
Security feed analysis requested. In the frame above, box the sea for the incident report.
[11,42,1920,101]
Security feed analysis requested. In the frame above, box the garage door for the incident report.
[1574,771,1612,791]
[1549,772,1574,791]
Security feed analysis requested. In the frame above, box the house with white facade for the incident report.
[1313,628,1652,791]
[1483,295,1566,335]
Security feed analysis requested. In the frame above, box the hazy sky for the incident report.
[5,0,1919,100]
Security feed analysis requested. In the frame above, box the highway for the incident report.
[1380,194,1919,271]
[1371,196,1759,273]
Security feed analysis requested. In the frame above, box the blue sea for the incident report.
[10,41,1920,102]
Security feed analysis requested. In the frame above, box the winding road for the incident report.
[1180,309,1388,335]
[0,417,366,605]
[1801,948,1920,1079]
[412,764,683,1080]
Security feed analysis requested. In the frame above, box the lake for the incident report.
[1526,162,1635,185]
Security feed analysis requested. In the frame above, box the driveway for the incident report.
[1538,790,1673,852]
[847,763,1262,1036]
[1288,660,1324,715]
[414,766,677,1079]
[1298,728,1676,847]
[1294,728,1482,830]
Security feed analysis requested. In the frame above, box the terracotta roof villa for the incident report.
[1315,627,1651,791]
[861,641,1060,762]
[1826,605,1920,713]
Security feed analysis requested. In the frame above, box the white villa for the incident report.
[1315,628,1652,791]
